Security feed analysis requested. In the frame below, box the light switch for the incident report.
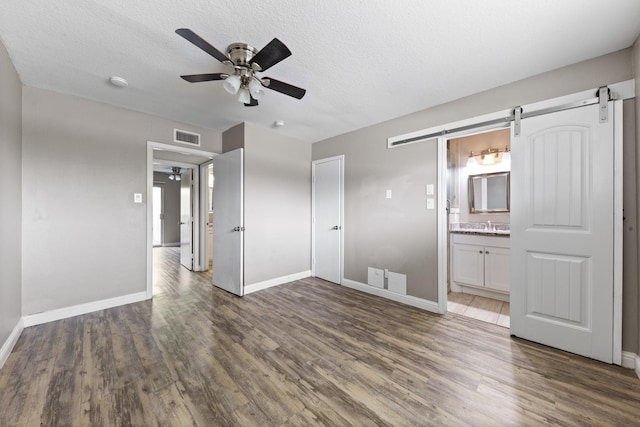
[426,184,434,195]
[134,193,143,204]
[385,189,392,199]
[426,198,434,209]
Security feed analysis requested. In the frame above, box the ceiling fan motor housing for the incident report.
[227,43,258,68]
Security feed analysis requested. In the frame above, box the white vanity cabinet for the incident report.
[451,234,510,296]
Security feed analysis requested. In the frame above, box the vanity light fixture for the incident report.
[469,146,510,165]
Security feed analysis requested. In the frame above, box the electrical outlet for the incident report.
[134,193,142,203]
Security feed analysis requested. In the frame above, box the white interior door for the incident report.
[313,156,343,284]
[212,149,244,296]
[180,168,193,270]
[510,103,615,363]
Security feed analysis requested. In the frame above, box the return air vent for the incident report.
[174,128,201,146]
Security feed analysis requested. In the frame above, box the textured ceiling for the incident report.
[1,0,639,143]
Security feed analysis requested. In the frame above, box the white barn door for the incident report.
[510,103,616,363]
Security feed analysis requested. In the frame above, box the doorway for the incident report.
[445,128,512,328]
[146,141,215,298]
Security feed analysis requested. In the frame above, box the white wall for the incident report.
[0,37,22,351]
[21,87,221,315]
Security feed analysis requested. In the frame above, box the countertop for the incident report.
[449,229,510,237]
[449,222,510,237]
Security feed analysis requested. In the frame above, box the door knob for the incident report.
[233,226,245,232]
[332,225,342,230]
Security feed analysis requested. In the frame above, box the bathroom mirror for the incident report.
[468,172,510,213]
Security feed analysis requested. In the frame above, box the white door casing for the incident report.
[199,160,215,272]
[312,156,343,284]
[510,103,615,363]
[180,168,194,270]
[212,148,244,296]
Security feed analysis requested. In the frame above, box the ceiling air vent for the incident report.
[174,128,201,146]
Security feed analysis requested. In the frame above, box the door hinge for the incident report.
[598,86,610,123]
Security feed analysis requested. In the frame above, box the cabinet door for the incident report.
[452,244,484,287]
[484,246,510,292]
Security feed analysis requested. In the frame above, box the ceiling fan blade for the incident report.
[180,73,227,83]
[263,77,306,99]
[249,38,291,71]
[244,95,259,107]
[176,28,229,64]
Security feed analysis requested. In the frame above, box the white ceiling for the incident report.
[1,0,639,143]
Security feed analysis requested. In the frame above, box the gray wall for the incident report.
[153,172,180,245]
[313,130,439,300]
[222,123,244,153]
[222,122,312,285]
[313,48,639,351]
[243,123,311,285]
[0,39,22,349]
[21,87,221,315]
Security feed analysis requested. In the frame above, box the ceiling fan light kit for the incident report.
[176,28,306,107]
[222,74,241,94]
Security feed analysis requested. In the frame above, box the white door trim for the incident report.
[311,155,344,283]
[612,100,624,365]
[437,136,448,314]
[146,141,215,299]
[199,159,214,272]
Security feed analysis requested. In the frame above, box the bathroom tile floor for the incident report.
[447,292,510,328]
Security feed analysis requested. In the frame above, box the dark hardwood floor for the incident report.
[1,247,639,426]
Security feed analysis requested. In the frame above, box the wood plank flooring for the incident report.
[447,292,511,328]
[1,247,639,426]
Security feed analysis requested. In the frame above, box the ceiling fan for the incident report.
[176,28,306,107]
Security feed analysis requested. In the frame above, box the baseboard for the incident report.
[244,271,311,295]
[636,354,640,379]
[0,318,24,370]
[22,291,149,327]
[341,278,441,314]
[621,351,636,369]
